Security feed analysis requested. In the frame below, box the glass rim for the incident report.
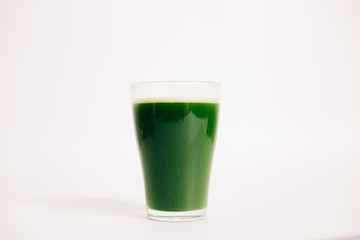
[131,80,221,87]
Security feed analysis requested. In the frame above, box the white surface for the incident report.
[1,0,360,239]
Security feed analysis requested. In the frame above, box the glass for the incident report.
[131,81,220,221]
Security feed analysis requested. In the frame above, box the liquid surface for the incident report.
[133,102,218,211]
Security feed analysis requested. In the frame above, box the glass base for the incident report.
[147,208,206,222]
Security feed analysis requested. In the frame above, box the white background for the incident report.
[1,0,360,239]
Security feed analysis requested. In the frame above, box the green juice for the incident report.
[133,101,218,211]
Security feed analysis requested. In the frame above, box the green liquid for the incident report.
[133,102,218,211]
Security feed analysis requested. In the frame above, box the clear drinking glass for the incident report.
[131,81,220,221]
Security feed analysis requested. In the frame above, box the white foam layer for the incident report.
[131,81,221,103]
[133,97,220,104]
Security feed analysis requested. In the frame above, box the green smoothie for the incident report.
[133,101,218,211]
